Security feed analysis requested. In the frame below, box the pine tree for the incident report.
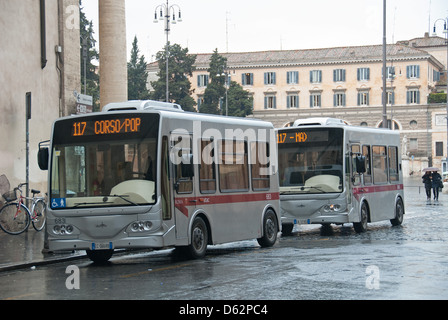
[127,36,150,100]
[150,44,197,112]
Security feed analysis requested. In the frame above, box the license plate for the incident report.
[91,242,113,250]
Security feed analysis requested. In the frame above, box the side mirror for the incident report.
[355,155,366,174]
[37,140,50,170]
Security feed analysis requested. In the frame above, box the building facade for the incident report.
[0,0,80,196]
[185,36,447,175]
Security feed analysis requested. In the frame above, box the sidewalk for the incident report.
[0,229,86,272]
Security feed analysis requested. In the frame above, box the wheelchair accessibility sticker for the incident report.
[52,198,66,208]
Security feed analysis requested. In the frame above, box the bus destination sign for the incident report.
[277,129,329,144]
[72,117,142,137]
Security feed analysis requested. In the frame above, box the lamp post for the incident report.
[433,17,448,170]
[217,72,230,116]
[154,0,182,102]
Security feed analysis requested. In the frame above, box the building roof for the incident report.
[191,43,443,70]
[397,33,446,48]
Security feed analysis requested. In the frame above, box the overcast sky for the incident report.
[82,0,448,62]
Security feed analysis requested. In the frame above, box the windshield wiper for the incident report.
[109,194,139,206]
[280,185,325,194]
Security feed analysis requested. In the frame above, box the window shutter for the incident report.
[342,93,346,106]
[286,72,290,84]
[273,72,276,85]
[416,66,420,78]
[241,74,246,85]
[287,96,290,109]
[416,90,420,104]
[333,94,337,107]
[406,66,410,79]
[264,73,267,85]
[264,96,267,109]
[366,68,370,80]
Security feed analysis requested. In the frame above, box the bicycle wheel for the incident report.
[31,199,46,231]
[0,203,31,235]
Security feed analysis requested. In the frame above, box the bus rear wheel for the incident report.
[257,209,278,247]
[353,202,368,233]
[390,198,404,226]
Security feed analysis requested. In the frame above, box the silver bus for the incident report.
[38,100,280,262]
[277,118,404,234]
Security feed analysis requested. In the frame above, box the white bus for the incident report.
[38,100,280,262]
[277,118,404,235]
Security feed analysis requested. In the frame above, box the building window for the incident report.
[242,73,253,85]
[333,69,346,82]
[333,92,346,107]
[310,93,321,108]
[287,94,299,108]
[197,96,204,109]
[310,70,322,83]
[264,72,276,85]
[197,74,209,87]
[287,71,299,84]
[357,91,369,106]
[385,66,395,80]
[409,138,418,150]
[433,69,441,82]
[409,120,418,129]
[435,141,444,157]
[264,95,276,109]
[199,140,216,194]
[357,68,370,81]
[406,89,420,104]
[386,91,395,105]
[406,65,420,79]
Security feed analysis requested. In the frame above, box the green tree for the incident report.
[227,81,253,117]
[150,43,197,112]
[199,49,227,115]
[79,1,99,111]
[127,36,150,100]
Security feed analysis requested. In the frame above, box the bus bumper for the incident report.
[282,211,351,225]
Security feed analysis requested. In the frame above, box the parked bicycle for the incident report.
[0,183,47,235]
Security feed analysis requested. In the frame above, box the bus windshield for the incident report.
[277,127,343,194]
[50,113,159,209]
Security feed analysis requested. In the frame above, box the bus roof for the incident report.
[102,100,183,112]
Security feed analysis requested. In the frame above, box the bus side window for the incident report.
[372,146,388,184]
[388,146,399,182]
[362,145,372,184]
[251,141,270,191]
[199,139,216,194]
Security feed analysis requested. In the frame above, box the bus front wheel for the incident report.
[353,203,368,233]
[86,249,114,263]
[181,216,208,259]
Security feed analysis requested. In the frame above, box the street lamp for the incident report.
[217,72,230,116]
[154,0,182,102]
[433,17,448,171]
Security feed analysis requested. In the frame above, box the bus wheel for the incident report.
[353,203,368,233]
[390,198,404,226]
[257,210,278,247]
[187,216,208,259]
[86,249,114,264]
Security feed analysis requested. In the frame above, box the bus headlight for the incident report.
[323,204,342,212]
[130,221,153,233]
[53,224,75,235]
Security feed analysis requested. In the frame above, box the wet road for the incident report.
[0,177,447,301]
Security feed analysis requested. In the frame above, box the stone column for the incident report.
[98,0,127,108]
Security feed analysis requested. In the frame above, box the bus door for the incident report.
[170,134,196,241]
[349,144,365,214]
